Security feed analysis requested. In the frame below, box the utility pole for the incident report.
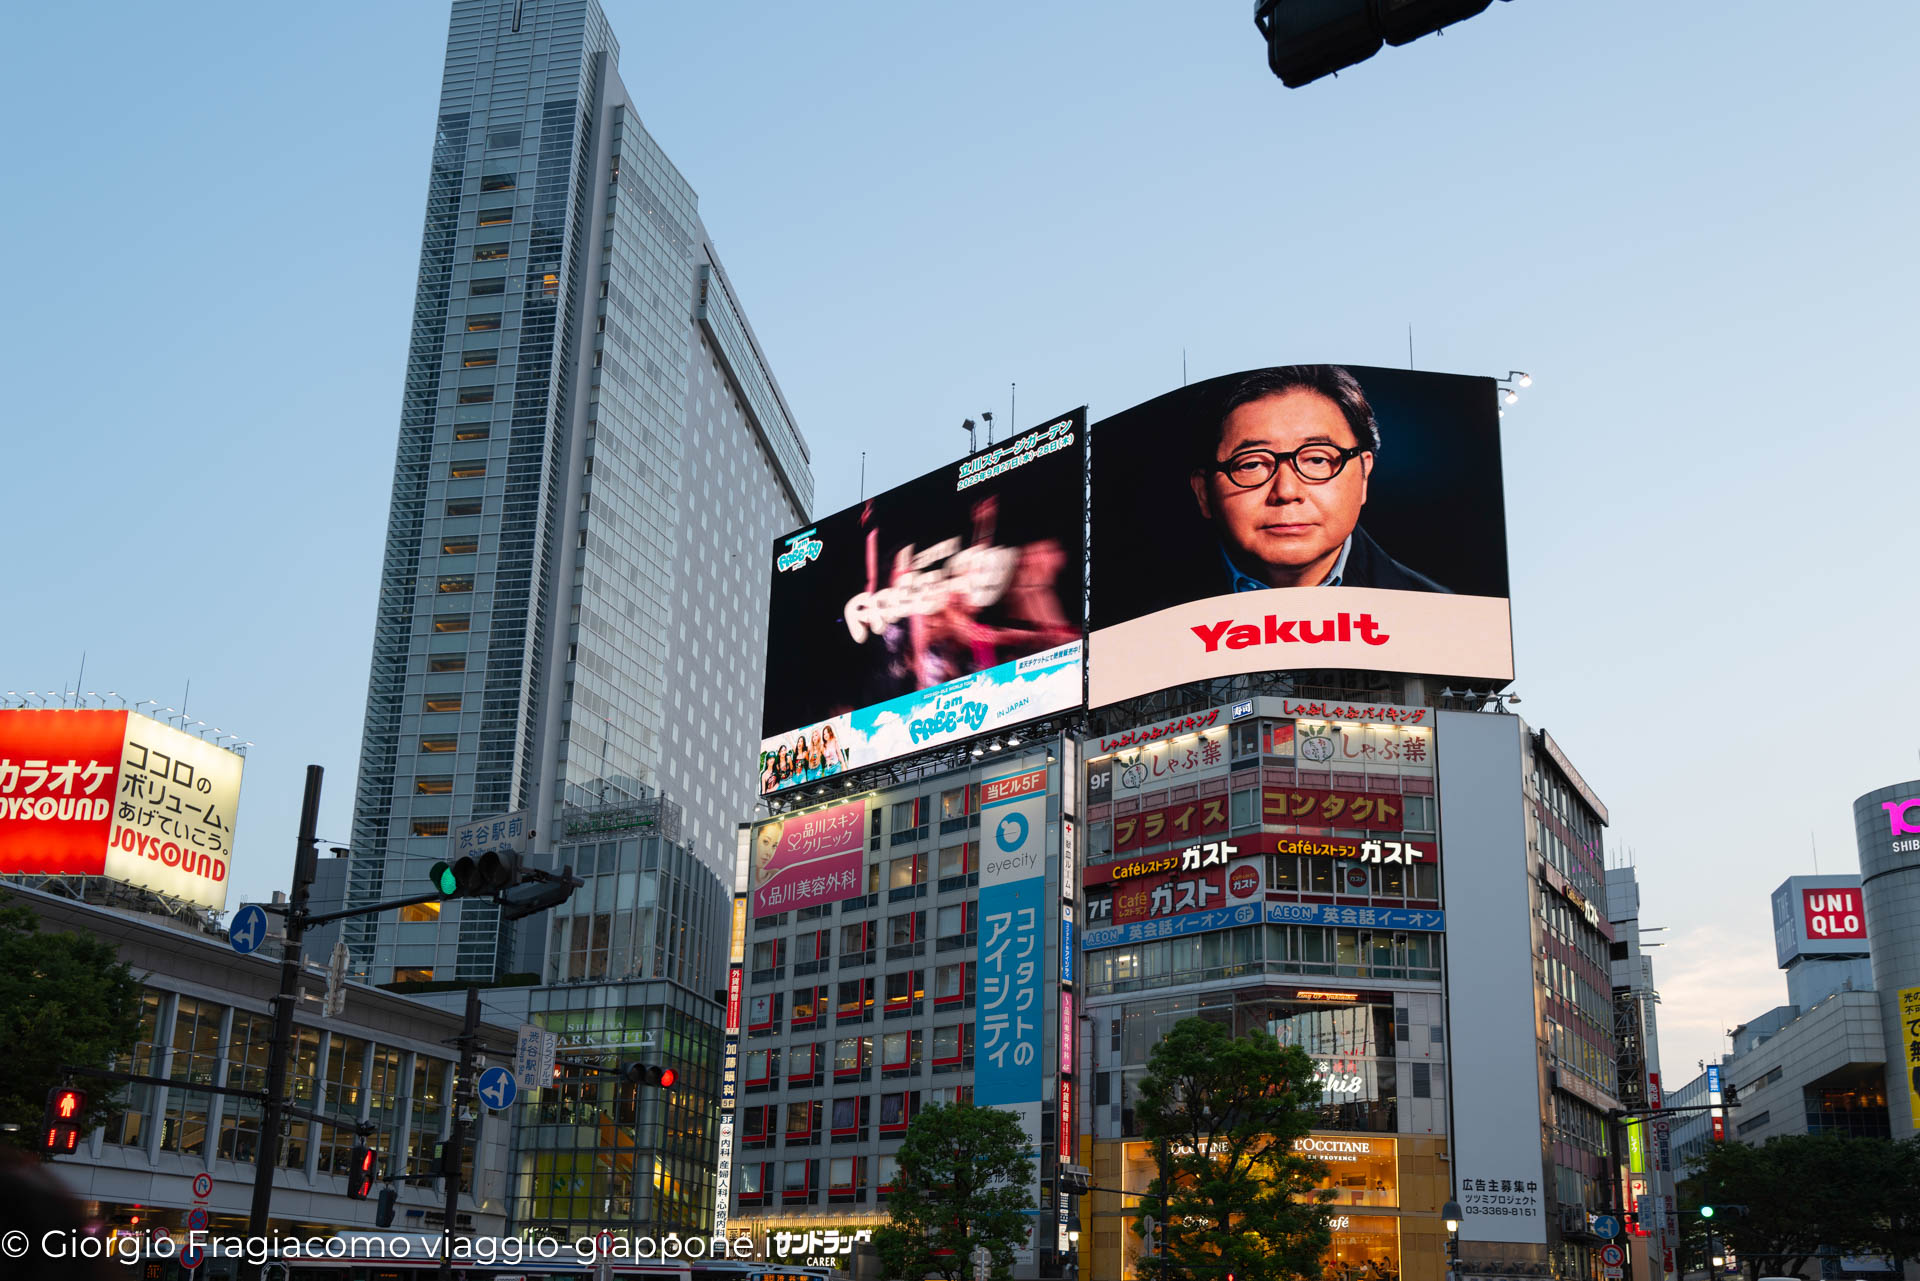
[246,764,323,1257]
[439,986,481,1281]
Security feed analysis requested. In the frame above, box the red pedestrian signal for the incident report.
[41,1087,87,1156]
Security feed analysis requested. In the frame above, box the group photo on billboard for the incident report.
[760,411,1087,793]
[1087,364,1513,706]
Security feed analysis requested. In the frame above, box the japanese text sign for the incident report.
[0,709,244,911]
[751,800,865,915]
[975,765,1047,1156]
[1262,785,1403,831]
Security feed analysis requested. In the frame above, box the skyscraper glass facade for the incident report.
[349,0,810,987]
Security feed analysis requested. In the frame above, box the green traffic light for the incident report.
[429,861,459,897]
[1700,1206,1715,1219]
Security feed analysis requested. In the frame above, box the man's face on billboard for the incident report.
[1189,389,1372,588]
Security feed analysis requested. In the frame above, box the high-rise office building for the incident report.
[348,0,811,986]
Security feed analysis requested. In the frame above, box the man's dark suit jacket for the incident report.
[1334,524,1451,593]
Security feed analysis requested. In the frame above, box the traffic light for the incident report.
[499,872,577,922]
[1699,1205,1715,1219]
[375,1185,399,1228]
[1254,0,1495,88]
[1723,1081,1740,1105]
[427,849,520,900]
[41,1087,87,1155]
[346,1143,378,1199]
[623,1063,678,1088]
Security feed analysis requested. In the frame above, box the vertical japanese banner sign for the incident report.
[716,825,753,1237]
[1902,987,1920,1128]
[1058,814,1077,1251]
[978,765,1048,1253]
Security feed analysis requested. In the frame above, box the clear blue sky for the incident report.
[3,1,1916,1081]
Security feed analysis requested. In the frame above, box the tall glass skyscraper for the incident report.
[348,0,811,986]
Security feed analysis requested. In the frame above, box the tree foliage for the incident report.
[0,897,144,1147]
[1685,1133,1920,1276]
[873,1101,1035,1281]
[1134,1017,1333,1281]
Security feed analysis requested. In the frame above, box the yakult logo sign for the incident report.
[1191,612,1390,653]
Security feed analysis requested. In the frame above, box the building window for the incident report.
[835,1036,868,1076]
[441,534,479,555]
[399,901,441,922]
[456,386,493,405]
[393,967,434,983]
[889,855,920,890]
[423,695,462,714]
[476,208,513,228]
[449,459,487,479]
[470,276,506,296]
[414,776,453,795]
[466,314,502,336]
[1412,1062,1431,1098]
[427,657,466,677]
[452,426,490,443]
[889,912,921,947]
[879,1092,911,1132]
[432,615,470,634]
[445,498,482,517]
[940,787,968,819]
[480,172,515,192]
[437,574,474,593]
[462,350,498,368]
[486,128,521,150]
[409,819,448,837]
[474,240,507,263]
[938,845,970,879]
[419,736,458,754]
[785,1100,814,1138]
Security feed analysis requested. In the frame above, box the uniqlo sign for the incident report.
[1803,888,1865,941]
[0,709,244,910]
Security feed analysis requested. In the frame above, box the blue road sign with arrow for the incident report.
[1590,1214,1621,1240]
[476,1065,518,1112]
[229,905,268,956]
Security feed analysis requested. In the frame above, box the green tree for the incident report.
[1686,1133,1888,1277]
[1134,1016,1332,1281]
[873,1101,1036,1281]
[0,897,144,1147]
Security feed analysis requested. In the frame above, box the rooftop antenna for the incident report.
[1183,348,1188,386]
[1010,382,1016,433]
[73,652,86,709]
[961,418,977,453]
[859,451,866,501]
[1408,323,1414,370]
[1811,829,1819,875]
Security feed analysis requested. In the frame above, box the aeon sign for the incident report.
[1803,888,1865,940]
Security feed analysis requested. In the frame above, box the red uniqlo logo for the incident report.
[1803,888,1865,940]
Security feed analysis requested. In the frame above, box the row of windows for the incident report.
[1083,923,1443,995]
[746,964,973,1035]
[744,1025,972,1088]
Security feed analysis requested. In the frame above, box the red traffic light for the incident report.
[658,1068,677,1089]
[53,1088,85,1120]
[346,1143,379,1199]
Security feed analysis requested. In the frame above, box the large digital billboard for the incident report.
[0,708,245,911]
[1087,365,1511,706]
[760,411,1086,792]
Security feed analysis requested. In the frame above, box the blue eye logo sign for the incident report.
[995,811,1029,852]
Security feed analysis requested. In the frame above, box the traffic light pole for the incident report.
[439,986,481,1281]
[246,763,324,1266]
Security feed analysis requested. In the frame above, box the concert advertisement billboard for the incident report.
[1087,365,1511,706]
[760,411,1086,793]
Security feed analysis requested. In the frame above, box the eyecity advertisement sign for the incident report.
[0,708,245,911]
[1085,365,1512,707]
[759,412,1086,794]
[748,801,865,916]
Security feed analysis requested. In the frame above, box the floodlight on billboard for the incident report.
[1086,365,1512,706]
[759,411,1087,793]
[0,709,244,910]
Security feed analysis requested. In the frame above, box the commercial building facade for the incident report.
[727,744,1075,1274]
[347,0,811,989]
[13,883,513,1254]
[1607,863,1677,1281]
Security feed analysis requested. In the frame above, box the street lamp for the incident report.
[1442,1200,1463,1281]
